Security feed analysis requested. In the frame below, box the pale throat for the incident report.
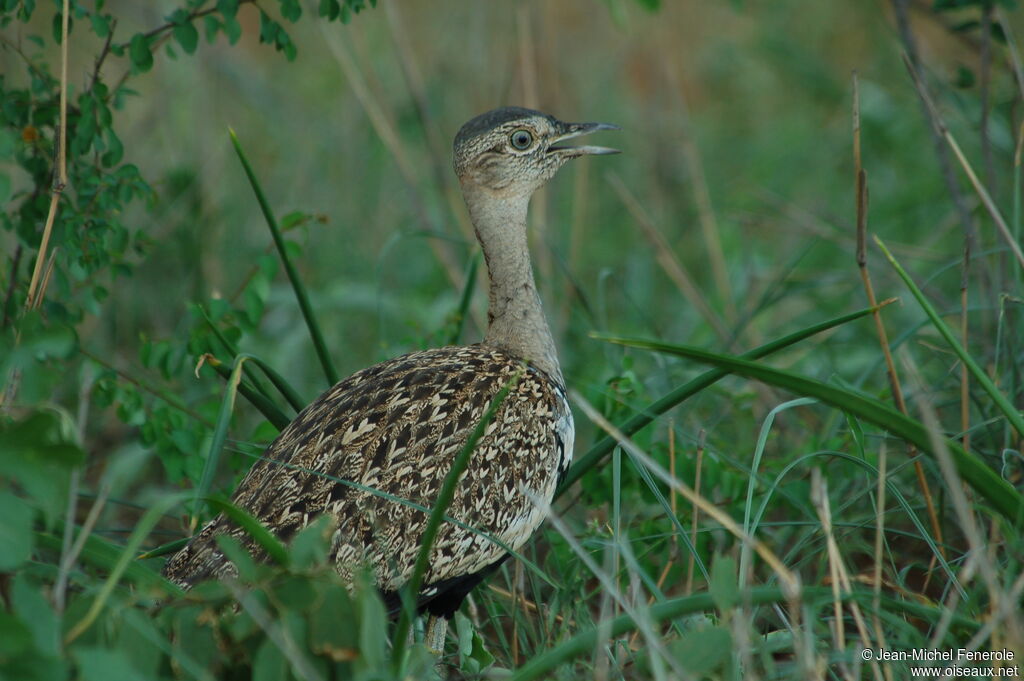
[461,184,563,385]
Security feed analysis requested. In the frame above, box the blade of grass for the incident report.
[391,369,523,666]
[64,492,188,644]
[192,355,250,529]
[739,397,817,590]
[559,303,889,494]
[204,356,290,431]
[509,586,979,681]
[35,530,180,592]
[875,237,1024,440]
[596,334,1024,523]
[447,253,480,346]
[229,129,339,385]
[205,495,289,567]
[199,304,305,414]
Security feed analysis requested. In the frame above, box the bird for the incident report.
[162,106,618,653]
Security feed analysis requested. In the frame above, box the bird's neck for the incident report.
[462,185,563,385]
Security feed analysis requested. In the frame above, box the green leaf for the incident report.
[280,0,302,22]
[11,574,60,656]
[101,127,123,167]
[318,0,340,19]
[223,15,241,43]
[309,585,356,660]
[217,0,239,19]
[129,33,153,72]
[455,612,495,674]
[214,534,260,582]
[203,15,221,43]
[356,573,388,672]
[74,646,144,681]
[0,492,36,570]
[0,611,33,657]
[89,13,109,38]
[670,625,733,677]
[172,20,199,55]
[252,637,288,681]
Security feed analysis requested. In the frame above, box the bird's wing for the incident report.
[162,345,571,594]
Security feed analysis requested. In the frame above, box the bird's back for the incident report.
[163,345,573,613]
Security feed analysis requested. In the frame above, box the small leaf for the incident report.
[310,586,357,659]
[253,637,288,681]
[0,611,33,657]
[89,13,109,37]
[74,646,144,681]
[203,15,221,43]
[223,15,241,44]
[129,33,153,72]
[319,0,340,19]
[0,492,34,571]
[670,625,733,677]
[217,0,239,19]
[173,20,198,54]
[215,533,260,583]
[280,0,302,22]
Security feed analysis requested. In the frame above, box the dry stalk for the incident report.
[663,56,736,325]
[811,469,882,681]
[851,73,946,564]
[685,428,705,596]
[317,20,462,290]
[606,171,731,343]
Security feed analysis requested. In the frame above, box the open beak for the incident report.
[549,121,620,157]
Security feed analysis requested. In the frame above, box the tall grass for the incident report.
[4,2,1023,680]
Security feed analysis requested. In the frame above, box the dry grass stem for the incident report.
[852,73,946,563]
[685,428,705,596]
[606,171,731,343]
[901,54,1024,271]
[663,57,735,324]
[317,21,462,289]
[810,470,881,681]
[570,390,802,601]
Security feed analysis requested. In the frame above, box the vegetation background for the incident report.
[1,0,1022,679]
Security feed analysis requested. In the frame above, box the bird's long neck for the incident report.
[461,185,563,385]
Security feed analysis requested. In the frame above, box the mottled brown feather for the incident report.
[162,345,572,601]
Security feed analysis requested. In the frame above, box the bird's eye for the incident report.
[509,129,534,150]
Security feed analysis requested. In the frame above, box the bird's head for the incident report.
[453,107,618,196]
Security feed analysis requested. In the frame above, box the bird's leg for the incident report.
[425,615,448,654]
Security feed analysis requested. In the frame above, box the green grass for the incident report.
[2,1,1024,680]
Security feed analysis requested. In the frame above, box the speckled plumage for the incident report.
[163,107,616,630]
[163,346,572,614]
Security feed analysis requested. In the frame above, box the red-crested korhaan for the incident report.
[163,107,618,652]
